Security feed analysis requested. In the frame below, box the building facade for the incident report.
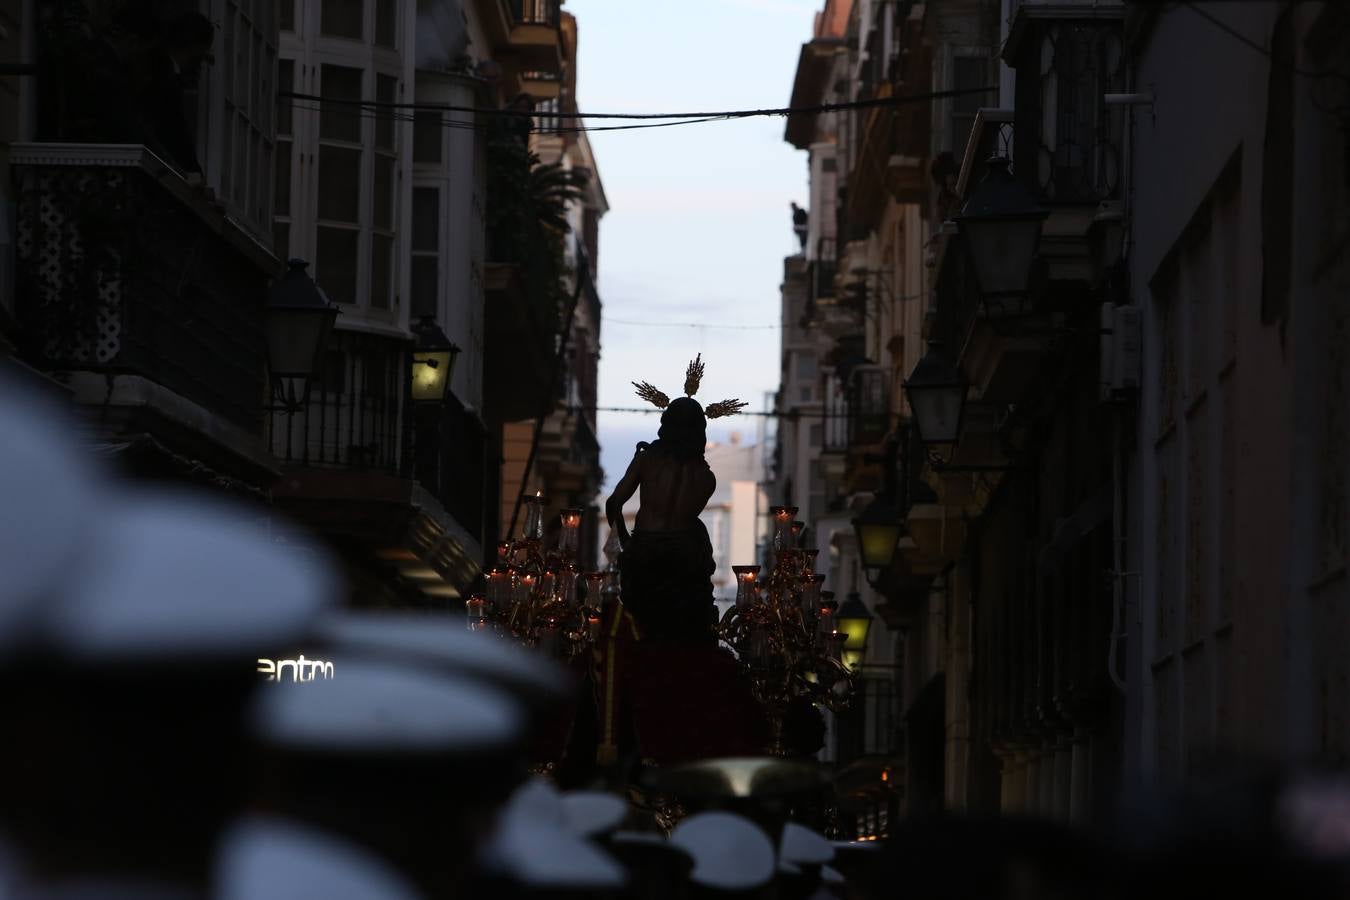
[3,0,604,608]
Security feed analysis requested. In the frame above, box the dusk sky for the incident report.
[564,0,815,492]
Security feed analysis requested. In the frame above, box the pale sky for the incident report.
[563,0,815,492]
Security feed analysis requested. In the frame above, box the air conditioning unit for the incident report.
[1099,302,1141,401]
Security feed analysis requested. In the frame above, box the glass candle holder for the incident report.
[487,566,513,613]
[732,565,760,608]
[496,541,514,566]
[559,565,580,608]
[586,610,602,643]
[769,506,798,552]
[469,616,492,633]
[558,508,584,559]
[523,493,548,541]
[801,573,826,616]
[825,630,847,663]
[748,623,773,666]
[514,572,537,610]
[818,598,838,642]
[465,592,486,623]
[791,521,806,547]
[539,568,558,604]
[801,549,820,575]
[583,572,607,607]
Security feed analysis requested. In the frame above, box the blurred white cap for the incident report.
[560,791,628,838]
[478,779,627,890]
[215,816,423,900]
[34,489,337,664]
[315,612,569,704]
[780,822,834,866]
[251,657,523,754]
[670,812,775,891]
[0,374,104,651]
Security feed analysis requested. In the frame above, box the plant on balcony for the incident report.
[485,119,589,337]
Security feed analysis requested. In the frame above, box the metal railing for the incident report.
[12,145,273,434]
[269,328,407,472]
[508,0,560,26]
[1010,18,1124,204]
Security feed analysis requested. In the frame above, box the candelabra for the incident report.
[717,505,855,756]
[466,494,613,661]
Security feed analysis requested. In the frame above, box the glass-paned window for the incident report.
[370,73,399,311]
[375,0,396,47]
[414,111,442,164]
[411,186,440,318]
[273,56,294,261]
[321,0,363,39]
[375,74,396,150]
[320,64,363,141]
[212,0,277,242]
[316,227,359,306]
[318,146,362,220]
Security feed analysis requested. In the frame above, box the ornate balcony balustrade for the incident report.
[1006,8,1125,206]
[11,143,275,435]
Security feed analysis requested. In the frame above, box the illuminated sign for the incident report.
[257,655,335,682]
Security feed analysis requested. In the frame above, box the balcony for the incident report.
[11,143,277,485]
[270,344,490,602]
[1005,5,1125,282]
[479,0,565,86]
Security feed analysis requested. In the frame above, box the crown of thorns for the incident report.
[632,354,748,419]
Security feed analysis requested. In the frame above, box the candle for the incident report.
[818,596,838,642]
[496,540,514,565]
[487,566,513,612]
[514,573,537,610]
[732,565,760,608]
[559,507,584,559]
[769,505,798,552]
[586,612,602,643]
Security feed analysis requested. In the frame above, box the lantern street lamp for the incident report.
[836,591,874,671]
[264,259,338,411]
[956,156,1049,318]
[903,341,968,451]
[852,494,904,587]
[410,315,462,404]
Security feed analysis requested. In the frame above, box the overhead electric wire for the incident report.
[288,100,729,134]
[603,317,781,330]
[280,84,996,133]
[567,405,852,419]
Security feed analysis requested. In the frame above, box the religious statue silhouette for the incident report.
[604,356,746,645]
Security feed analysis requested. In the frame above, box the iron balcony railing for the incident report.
[269,328,407,472]
[508,0,560,26]
[847,364,889,448]
[1009,15,1125,205]
[11,144,275,434]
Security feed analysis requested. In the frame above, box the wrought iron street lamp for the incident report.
[836,591,873,671]
[264,259,338,411]
[956,157,1048,317]
[409,315,462,404]
[852,494,903,583]
[903,341,968,450]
